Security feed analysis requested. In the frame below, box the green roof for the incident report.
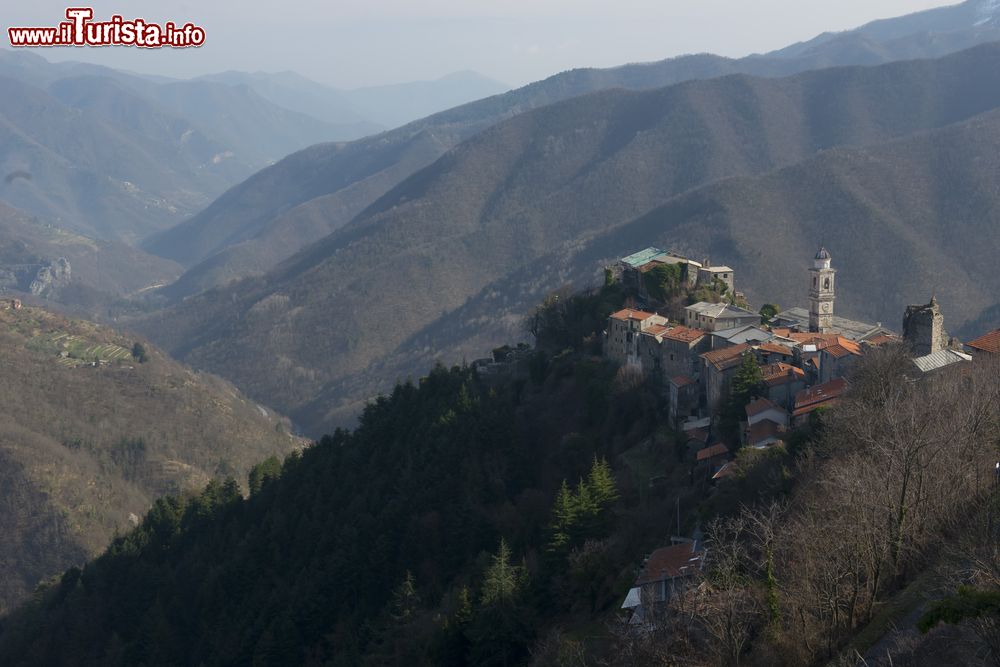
[621,247,667,268]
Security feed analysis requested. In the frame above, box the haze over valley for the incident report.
[0,2,999,665]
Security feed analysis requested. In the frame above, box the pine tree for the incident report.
[481,539,525,606]
[390,571,420,623]
[587,456,619,508]
[546,480,577,555]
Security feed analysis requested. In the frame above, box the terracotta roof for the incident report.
[670,375,697,388]
[610,308,657,322]
[662,326,705,343]
[644,324,670,336]
[787,332,841,346]
[865,333,899,347]
[819,336,862,359]
[745,397,781,418]
[696,442,730,462]
[770,327,793,337]
[636,541,705,585]
[701,343,751,371]
[758,341,794,356]
[748,419,787,445]
[966,328,1000,354]
[793,378,848,417]
[761,362,806,386]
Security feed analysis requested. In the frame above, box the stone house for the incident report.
[658,326,709,379]
[621,540,706,626]
[604,308,667,368]
[817,336,862,384]
[792,378,848,427]
[744,398,790,448]
[760,362,806,409]
[700,343,751,412]
[668,375,699,425]
[696,263,735,294]
[685,302,760,332]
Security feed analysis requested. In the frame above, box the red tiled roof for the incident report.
[966,328,1000,354]
[671,375,697,388]
[819,337,862,359]
[661,326,705,343]
[696,442,730,462]
[748,419,787,445]
[701,343,751,371]
[644,324,670,336]
[788,332,841,346]
[761,362,806,386]
[636,542,705,585]
[793,378,848,417]
[745,397,780,418]
[610,308,657,322]
[758,342,794,356]
[770,327,793,337]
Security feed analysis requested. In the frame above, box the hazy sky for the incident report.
[6,1,956,88]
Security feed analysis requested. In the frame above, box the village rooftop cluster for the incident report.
[604,245,999,624]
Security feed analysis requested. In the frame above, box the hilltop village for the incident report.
[598,246,1000,622]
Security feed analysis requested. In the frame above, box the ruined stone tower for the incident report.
[902,297,949,356]
[808,247,836,333]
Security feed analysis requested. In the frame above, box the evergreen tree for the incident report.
[481,539,525,606]
[547,480,577,555]
[390,571,420,623]
[587,456,619,508]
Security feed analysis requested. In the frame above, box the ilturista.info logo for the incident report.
[8,7,205,48]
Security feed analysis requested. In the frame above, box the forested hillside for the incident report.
[2,288,996,665]
[0,305,299,612]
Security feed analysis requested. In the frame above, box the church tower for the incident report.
[808,247,836,333]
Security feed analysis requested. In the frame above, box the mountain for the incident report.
[0,50,381,242]
[0,333,994,666]
[134,43,1000,434]
[0,346,665,665]
[346,107,1000,427]
[196,70,379,131]
[0,202,182,313]
[0,303,300,612]
[146,0,1000,292]
[345,71,510,128]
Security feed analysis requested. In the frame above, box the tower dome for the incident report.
[815,246,831,260]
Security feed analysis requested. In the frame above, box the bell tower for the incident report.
[809,247,836,333]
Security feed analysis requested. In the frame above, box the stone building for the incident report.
[902,297,949,357]
[696,261,735,294]
[604,308,667,368]
[685,302,759,332]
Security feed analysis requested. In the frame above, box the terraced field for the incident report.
[27,332,133,367]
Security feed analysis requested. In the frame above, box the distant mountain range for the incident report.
[144,0,1000,297]
[135,42,1000,433]
[0,49,507,243]
[198,69,510,131]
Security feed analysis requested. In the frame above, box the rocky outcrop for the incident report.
[29,258,71,297]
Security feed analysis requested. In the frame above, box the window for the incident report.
[824,278,830,290]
